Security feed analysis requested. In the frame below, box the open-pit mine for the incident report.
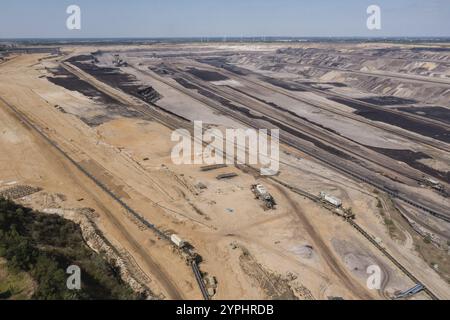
[1,40,450,300]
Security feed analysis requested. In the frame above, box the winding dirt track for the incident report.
[272,183,374,300]
[196,60,450,153]
[0,95,184,300]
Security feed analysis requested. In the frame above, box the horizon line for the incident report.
[2,35,450,41]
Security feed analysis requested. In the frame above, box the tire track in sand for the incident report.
[272,183,374,300]
[0,96,184,300]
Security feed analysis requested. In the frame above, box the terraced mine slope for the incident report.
[1,41,449,300]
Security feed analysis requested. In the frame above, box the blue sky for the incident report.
[0,0,449,38]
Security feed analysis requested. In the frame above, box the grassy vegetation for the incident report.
[376,197,450,284]
[375,196,406,242]
[414,239,450,284]
[0,197,141,300]
[376,199,383,209]
[0,258,35,299]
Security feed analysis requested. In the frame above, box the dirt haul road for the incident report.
[3,49,449,300]
[272,183,375,300]
[0,54,192,300]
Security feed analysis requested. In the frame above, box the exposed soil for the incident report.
[3,44,450,300]
[187,68,229,82]
[369,147,450,183]
[197,57,251,76]
[329,97,450,144]
[264,78,307,92]
[397,106,450,125]
[47,67,120,105]
[46,67,142,126]
[69,57,161,105]
[358,96,417,106]
[238,246,298,300]
[174,77,355,161]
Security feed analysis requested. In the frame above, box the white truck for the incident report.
[320,192,342,208]
[171,234,186,248]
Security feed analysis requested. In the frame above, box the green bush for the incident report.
[0,197,139,300]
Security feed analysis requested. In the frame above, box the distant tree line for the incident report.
[0,197,141,300]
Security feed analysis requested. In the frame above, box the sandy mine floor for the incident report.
[1,46,449,300]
